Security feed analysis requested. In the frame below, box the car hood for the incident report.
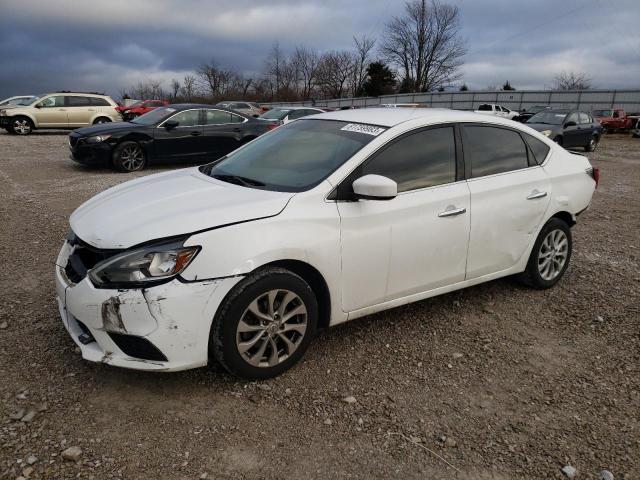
[525,123,561,132]
[72,121,148,137]
[70,168,294,249]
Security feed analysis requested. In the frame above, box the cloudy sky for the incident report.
[0,0,639,99]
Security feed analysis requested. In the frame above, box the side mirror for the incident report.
[352,174,397,200]
[564,121,577,128]
[164,120,179,130]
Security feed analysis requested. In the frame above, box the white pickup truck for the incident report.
[474,103,519,120]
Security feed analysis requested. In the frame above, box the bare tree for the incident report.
[181,74,197,101]
[553,71,592,90]
[264,42,287,100]
[292,45,320,99]
[382,0,466,92]
[196,59,236,99]
[316,51,355,98]
[170,79,181,100]
[351,35,376,96]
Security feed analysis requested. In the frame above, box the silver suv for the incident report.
[0,92,120,135]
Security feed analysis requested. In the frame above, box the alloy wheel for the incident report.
[12,119,31,135]
[236,289,308,368]
[120,145,144,171]
[537,229,569,280]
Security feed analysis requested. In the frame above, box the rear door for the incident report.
[34,95,67,127]
[66,96,93,127]
[153,109,205,161]
[461,124,551,279]
[337,125,470,311]
[202,109,247,160]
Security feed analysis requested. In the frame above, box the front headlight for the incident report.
[86,134,112,143]
[89,241,200,288]
[540,130,552,137]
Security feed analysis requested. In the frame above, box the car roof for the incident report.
[270,106,321,111]
[167,103,250,116]
[309,107,524,128]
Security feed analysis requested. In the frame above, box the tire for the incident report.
[93,117,111,125]
[585,135,599,152]
[211,267,318,379]
[9,116,34,135]
[111,141,146,172]
[520,218,572,289]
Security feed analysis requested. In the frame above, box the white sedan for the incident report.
[474,103,519,119]
[55,108,598,378]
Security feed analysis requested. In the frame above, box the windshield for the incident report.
[131,107,177,125]
[593,109,613,117]
[528,105,549,113]
[201,119,384,192]
[527,112,567,125]
[260,109,290,120]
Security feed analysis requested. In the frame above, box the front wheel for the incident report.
[210,267,318,379]
[520,218,572,289]
[112,141,146,172]
[93,117,111,125]
[10,117,34,135]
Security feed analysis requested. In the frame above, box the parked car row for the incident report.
[54,107,599,378]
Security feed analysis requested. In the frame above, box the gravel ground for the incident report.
[0,130,638,480]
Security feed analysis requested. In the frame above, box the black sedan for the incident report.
[525,109,603,152]
[68,104,275,172]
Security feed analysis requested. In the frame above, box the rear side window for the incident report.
[522,132,550,165]
[205,110,234,125]
[361,127,456,192]
[463,126,529,178]
[67,96,92,107]
[90,97,110,106]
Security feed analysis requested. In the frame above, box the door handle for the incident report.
[438,206,466,217]
[527,190,547,200]
[190,131,201,136]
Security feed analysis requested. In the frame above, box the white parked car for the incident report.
[55,109,598,378]
[258,106,325,125]
[474,103,519,119]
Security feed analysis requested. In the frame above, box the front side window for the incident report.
[565,113,579,125]
[202,119,382,192]
[361,127,456,192]
[39,96,64,108]
[170,109,201,127]
[579,112,591,124]
[463,125,529,178]
[260,109,290,121]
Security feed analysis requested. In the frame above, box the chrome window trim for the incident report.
[156,108,248,128]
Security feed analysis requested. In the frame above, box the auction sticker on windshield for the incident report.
[341,123,386,136]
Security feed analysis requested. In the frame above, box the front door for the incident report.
[461,124,551,279]
[34,95,67,128]
[154,109,205,161]
[336,125,470,312]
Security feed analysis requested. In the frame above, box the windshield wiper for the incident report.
[212,173,266,187]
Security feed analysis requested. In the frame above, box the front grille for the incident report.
[107,332,168,362]
[65,233,122,283]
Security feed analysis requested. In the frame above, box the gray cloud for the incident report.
[0,0,638,99]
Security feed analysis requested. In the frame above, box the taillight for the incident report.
[587,166,600,188]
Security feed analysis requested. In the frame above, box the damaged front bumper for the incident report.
[55,241,242,371]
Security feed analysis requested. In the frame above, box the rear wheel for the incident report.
[112,141,146,172]
[585,135,599,152]
[520,218,572,289]
[211,267,318,379]
[93,117,111,125]
[10,116,34,135]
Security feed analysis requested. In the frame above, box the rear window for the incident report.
[477,104,492,111]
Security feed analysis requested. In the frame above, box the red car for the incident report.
[116,99,169,121]
[592,108,634,132]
